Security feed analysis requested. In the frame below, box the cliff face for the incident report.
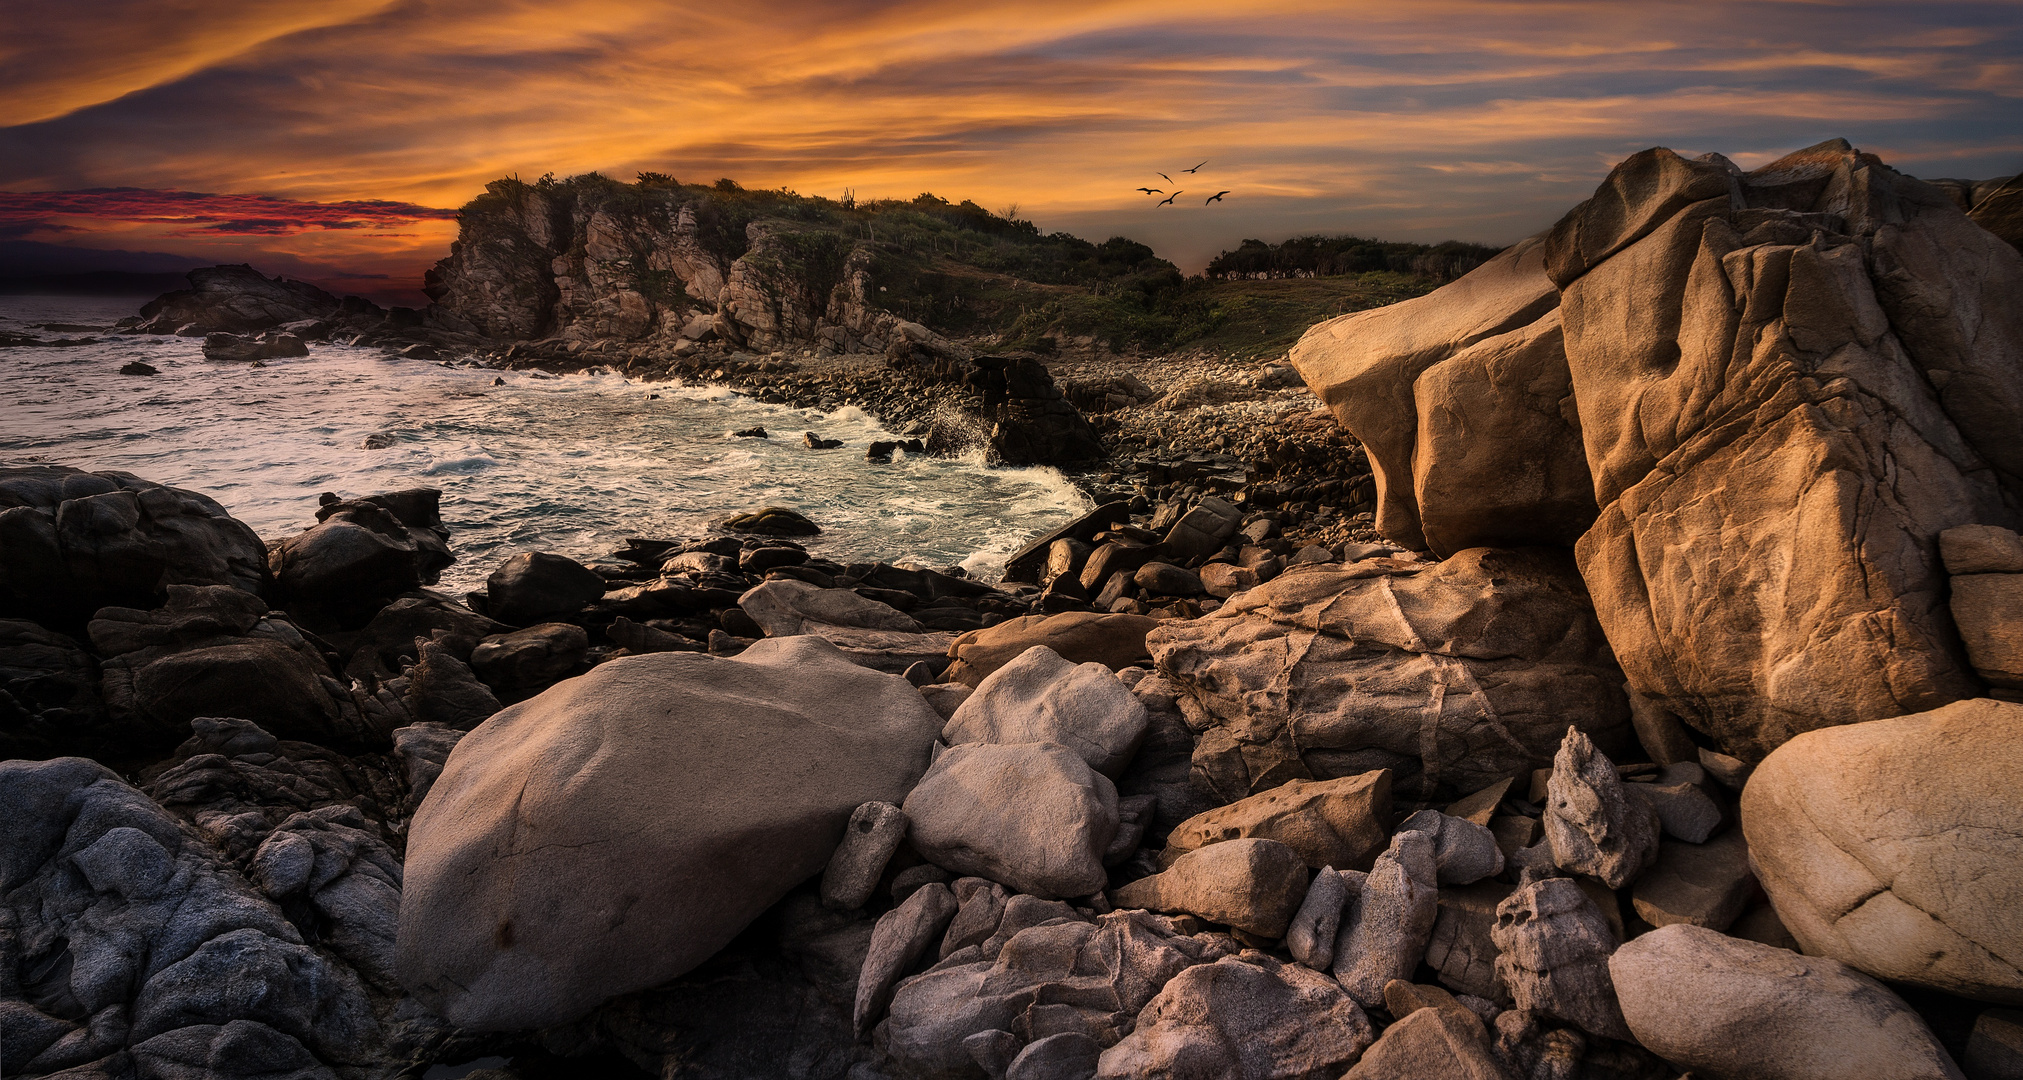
[424,177,901,353]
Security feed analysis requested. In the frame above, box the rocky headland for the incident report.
[5,137,2020,1080]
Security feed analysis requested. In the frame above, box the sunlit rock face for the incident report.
[1292,138,2023,761]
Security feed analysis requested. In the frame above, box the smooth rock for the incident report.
[1610,924,1966,1080]
[1967,1009,2023,1080]
[942,646,1149,777]
[1110,837,1310,938]
[1285,866,1350,970]
[739,578,922,635]
[1951,573,2023,690]
[1161,771,1392,873]
[1344,1004,1514,1080]
[1007,1031,1104,1080]
[1133,562,1203,597]
[943,612,1162,686]
[903,741,1119,900]
[1941,525,2023,574]
[484,552,607,626]
[821,801,910,910]
[1096,953,1375,1080]
[1333,829,1440,1009]
[1426,881,1515,1003]
[466,622,587,692]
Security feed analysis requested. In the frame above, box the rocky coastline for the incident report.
[4,138,2021,1080]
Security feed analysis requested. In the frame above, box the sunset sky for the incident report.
[3,0,2019,302]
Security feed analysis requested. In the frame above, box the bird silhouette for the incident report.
[1157,172,1173,183]
[1184,160,1208,173]
[1158,191,1182,206]
[1137,187,1164,194]
[1205,191,1230,204]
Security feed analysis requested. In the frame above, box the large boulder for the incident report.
[1611,925,1966,1080]
[1149,548,1633,801]
[1096,953,1375,1079]
[941,645,1149,777]
[482,551,608,626]
[1741,698,2023,1004]
[134,264,367,335]
[1290,140,2023,761]
[902,741,1119,901]
[739,578,922,635]
[395,636,941,1030]
[0,465,269,632]
[1111,838,1312,938]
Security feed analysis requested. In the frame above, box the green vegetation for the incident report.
[458,171,1487,355]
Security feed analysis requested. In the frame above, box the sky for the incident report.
[2,0,2019,303]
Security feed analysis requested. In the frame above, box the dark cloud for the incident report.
[0,188,454,236]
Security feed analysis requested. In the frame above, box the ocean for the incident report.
[0,295,1092,592]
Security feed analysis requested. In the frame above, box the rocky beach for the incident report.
[3,137,2022,1080]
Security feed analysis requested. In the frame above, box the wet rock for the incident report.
[1150,548,1632,802]
[1285,866,1352,970]
[804,433,844,449]
[467,622,588,692]
[822,801,910,910]
[942,645,1149,777]
[484,551,608,626]
[1543,727,1659,889]
[722,506,822,536]
[903,741,1119,901]
[943,611,1162,686]
[1096,952,1375,1080]
[1400,808,1505,885]
[396,637,940,1030]
[1344,1005,1513,1080]
[119,360,158,375]
[0,464,270,633]
[270,506,428,631]
[1742,698,2023,1004]
[1002,502,1132,585]
[854,882,958,1035]
[883,909,1233,1077]
[1492,877,1630,1041]
[1333,829,1440,1009]
[1427,881,1515,1003]
[1111,838,1310,938]
[137,264,373,336]
[739,541,808,574]
[1161,771,1392,872]
[314,488,452,586]
[740,578,922,635]
[1629,830,1754,932]
[1610,924,1966,1080]
[343,593,506,684]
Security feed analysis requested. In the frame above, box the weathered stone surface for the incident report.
[942,646,1149,777]
[402,638,502,728]
[484,551,607,626]
[1400,808,1505,885]
[945,612,1162,686]
[1155,497,1243,567]
[1161,771,1392,872]
[467,622,587,692]
[396,636,941,1030]
[1344,1004,1513,1080]
[1611,924,1966,1080]
[1111,838,1311,938]
[740,578,923,635]
[822,801,910,911]
[1742,698,2023,1004]
[0,464,270,632]
[854,881,958,1035]
[1630,830,1755,932]
[1543,727,1659,889]
[1492,877,1630,1041]
[1006,1030,1104,1080]
[1631,766,1724,844]
[1153,548,1632,802]
[904,741,1120,901]
[1134,561,1204,597]
[722,506,822,536]
[1285,866,1351,970]
[1333,829,1440,1009]
[1097,953,1375,1080]
[342,593,506,684]
[0,617,112,760]
[1199,562,1262,598]
[1941,524,2023,574]
[1951,572,2023,690]
[882,909,1235,1077]
[1426,881,1514,1002]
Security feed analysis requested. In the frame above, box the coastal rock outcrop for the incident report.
[1290,138,2023,761]
[396,636,940,1030]
[1741,697,2023,1003]
[134,264,385,336]
[1149,547,1633,800]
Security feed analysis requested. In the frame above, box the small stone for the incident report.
[1696,747,1752,790]
[1133,561,1204,597]
[1097,953,1375,1080]
[1445,777,1513,827]
[721,506,821,536]
[1488,815,1541,865]
[1400,809,1505,885]
[1543,727,1660,889]
[821,801,910,910]
[1343,1005,1509,1080]
[1110,837,1310,938]
[1630,776,1723,843]
[1198,562,1260,598]
[1285,866,1351,969]
[1383,979,1470,1020]
[1966,1008,2023,1080]
[1951,573,2023,689]
[1492,877,1631,1041]
[1333,829,1440,1008]
[1630,830,1755,932]
[119,360,159,375]
[854,881,959,1034]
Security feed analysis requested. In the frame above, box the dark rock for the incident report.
[403,639,502,729]
[722,507,822,536]
[270,502,436,631]
[804,432,844,450]
[119,360,159,376]
[1002,501,1132,584]
[468,623,588,692]
[484,551,608,626]
[342,593,506,685]
[137,264,382,336]
[0,618,111,761]
[732,426,769,438]
[739,543,808,574]
[314,488,453,586]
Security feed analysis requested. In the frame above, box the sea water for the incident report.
[0,296,1092,592]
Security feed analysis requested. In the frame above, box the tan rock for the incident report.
[1111,837,1310,938]
[1950,573,2023,690]
[904,741,1120,901]
[1445,777,1513,827]
[1742,698,2023,1004]
[1940,524,2023,574]
[1426,880,1514,1003]
[1344,1005,1513,1080]
[1630,830,1755,931]
[1543,726,1660,889]
[1097,953,1375,1080]
[1159,771,1391,872]
[943,611,1160,686]
[1493,877,1630,1041]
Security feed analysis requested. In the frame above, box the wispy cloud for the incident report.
[0,188,456,236]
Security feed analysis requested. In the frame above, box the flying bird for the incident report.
[1158,191,1182,206]
[1205,191,1230,204]
[1137,187,1164,194]
[1157,172,1173,183]
[1184,161,1208,173]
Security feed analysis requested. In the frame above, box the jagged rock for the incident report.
[201,330,310,361]
[1629,830,1755,932]
[1966,1009,2023,1080]
[1150,548,1633,801]
[391,722,463,814]
[855,882,959,1035]
[1161,771,1392,872]
[1610,924,1966,1080]
[1492,877,1630,1041]
[740,579,922,635]
[1742,698,2023,1004]
[396,637,940,1030]
[1400,808,1506,885]
[343,593,506,684]
[1344,1005,1514,1080]
[402,638,501,728]
[822,801,910,911]
[903,741,1119,901]
[270,503,434,631]
[247,805,405,990]
[1543,727,1659,889]
[1630,764,1724,843]
[1199,562,1261,598]
[882,909,1236,1076]
[1111,838,1310,938]
[0,617,111,760]
[1333,829,1440,1008]
[136,264,381,335]
[942,646,1149,777]
[467,622,588,692]
[1003,502,1133,585]
[1285,866,1351,970]
[0,757,397,1078]
[939,878,1012,959]
[313,489,453,585]
[944,611,1162,686]
[1427,881,1516,1003]
[722,507,822,536]
[1115,672,1214,841]
[1096,952,1375,1080]
[0,464,270,632]
[483,551,607,626]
